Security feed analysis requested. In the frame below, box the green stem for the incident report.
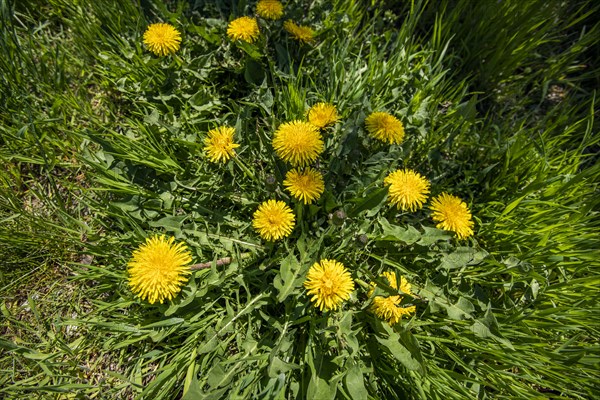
[295,201,304,234]
[233,156,259,184]
[354,278,371,290]
[173,54,184,68]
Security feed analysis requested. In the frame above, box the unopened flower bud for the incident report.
[356,234,368,247]
[265,174,277,191]
[331,209,346,226]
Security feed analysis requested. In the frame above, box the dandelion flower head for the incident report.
[252,200,295,241]
[203,126,240,163]
[430,193,474,239]
[143,23,182,57]
[369,271,416,325]
[365,111,405,145]
[284,167,325,204]
[284,20,315,43]
[384,169,430,211]
[308,103,339,129]
[304,259,355,311]
[272,121,324,167]
[227,16,260,43]
[128,235,192,304]
[256,0,284,20]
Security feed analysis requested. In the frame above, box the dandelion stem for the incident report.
[354,278,371,290]
[295,202,303,229]
[233,156,259,183]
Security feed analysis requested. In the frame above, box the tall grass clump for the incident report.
[1,0,598,399]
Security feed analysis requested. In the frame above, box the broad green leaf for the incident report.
[307,349,337,400]
[202,387,228,400]
[455,95,477,122]
[338,312,360,355]
[245,59,266,85]
[268,356,300,378]
[417,226,452,245]
[377,218,421,244]
[444,297,475,320]
[144,109,160,126]
[471,305,515,350]
[348,187,387,218]
[398,330,425,373]
[148,215,187,232]
[182,361,202,400]
[338,311,353,336]
[164,279,198,316]
[206,363,228,389]
[273,254,302,302]
[376,331,423,372]
[237,41,262,59]
[344,364,367,400]
[181,378,203,400]
[261,376,286,399]
[307,375,336,400]
[439,246,488,269]
[197,328,219,354]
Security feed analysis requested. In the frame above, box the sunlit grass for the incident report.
[1,0,598,399]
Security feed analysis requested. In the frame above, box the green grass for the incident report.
[1,0,598,399]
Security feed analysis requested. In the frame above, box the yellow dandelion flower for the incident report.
[272,121,324,167]
[304,259,355,311]
[227,16,260,43]
[203,126,240,163]
[283,20,315,43]
[369,271,416,325]
[308,103,339,129]
[256,0,284,20]
[384,169,430,211]
[143,23,182,57]
[252,199,295,241]
[283,167,325,204]
[365,111,405,144]
[128,235,192,304]
[430,193,475,239]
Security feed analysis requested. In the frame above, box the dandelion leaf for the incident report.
[344,364,368,400]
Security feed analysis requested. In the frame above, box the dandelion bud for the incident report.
[356,234,368,247]
[331,209,346,226]
[265,174,277,191]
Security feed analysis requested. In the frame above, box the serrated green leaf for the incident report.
[377,217,421,244]
[439,246,488,269]
[417,226,452,245]
[444,297,475,320]
[148,215,187,232]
